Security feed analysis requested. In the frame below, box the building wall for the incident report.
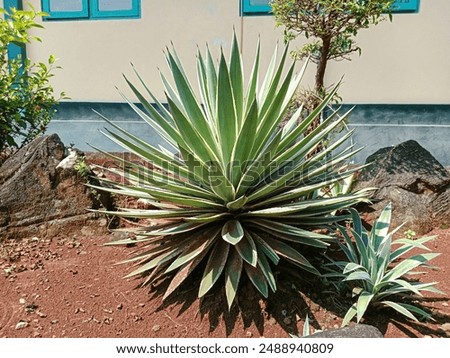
[26,0,245,102]
[4,0,450,163]
[22,0,450,104]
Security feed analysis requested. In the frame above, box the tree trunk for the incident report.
[305,36,332,157]
[315,36,332,98]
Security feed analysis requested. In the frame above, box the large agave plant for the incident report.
[91,34,368,308]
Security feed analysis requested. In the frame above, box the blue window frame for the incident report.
[240,0,420,16]
[92,0,140,18]
[41,0,140,20]
[42,0,89,19]
[391,0,420,13]
[241,0,272,16]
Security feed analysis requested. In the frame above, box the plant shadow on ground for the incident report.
[363,296,450,338]
[137,259,351,337]
[124,251,449,338]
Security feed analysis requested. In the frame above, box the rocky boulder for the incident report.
[308,324,383,338]
[354,140,450,234]
[0,134,112,240]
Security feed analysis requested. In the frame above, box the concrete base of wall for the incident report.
[47,103,450,165]
[47,102,168,153]
[340,104,450,165]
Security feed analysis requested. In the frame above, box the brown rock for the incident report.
[0,134,113,240]
[354,140,450,234]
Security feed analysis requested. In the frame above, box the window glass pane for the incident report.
[98,0,133,11]
[242,0,271,14]
[392,0,419,12]
[249,0,269,5]
[50,0,83,12]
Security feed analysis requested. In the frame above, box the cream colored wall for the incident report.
[26,0,242,102]
[326,0,450,104]
[25,0,450,104]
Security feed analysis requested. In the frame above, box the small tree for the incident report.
[0,5,65,153]
[271,0,393,107]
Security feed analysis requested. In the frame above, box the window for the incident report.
[240,0,420,16]
[241,0,272,16]
[42,0,141,20]
[391,0,420,13]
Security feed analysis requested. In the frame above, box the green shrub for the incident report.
[271,0,394,135]
[326,204,442,326]
[271,0,394,97]
[92,34,369,308]
[0,5,65,152]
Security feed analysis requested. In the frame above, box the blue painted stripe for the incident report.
[4,0,26,61]
[6,42,26,60]
[46,102,450,165]
[3,0,19,10]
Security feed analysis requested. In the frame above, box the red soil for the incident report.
[1,153,449,338]
[0,227,449,338]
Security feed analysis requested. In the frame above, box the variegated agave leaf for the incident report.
[94,33,367,308]
[332,204,442,326]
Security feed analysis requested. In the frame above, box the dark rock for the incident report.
[308,324,383,338]
[359,140,450,191]
[354,140,450,234]
[0,134,112,239]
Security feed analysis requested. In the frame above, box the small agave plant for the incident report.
[91,34,368,308]
[327,204,442,326]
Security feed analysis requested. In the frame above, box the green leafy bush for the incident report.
[326,204,442,326]
[93,34,369,308]
[271,0,394,134]
[0,5,64,152]
[271,0,394,94]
